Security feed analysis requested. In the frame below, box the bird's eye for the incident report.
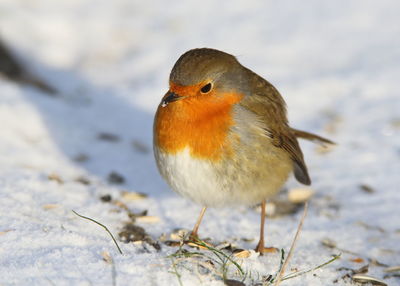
[200,83,212,94]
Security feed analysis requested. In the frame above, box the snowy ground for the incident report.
[0,1,399,285]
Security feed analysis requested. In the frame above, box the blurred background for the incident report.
[0,1,399,285]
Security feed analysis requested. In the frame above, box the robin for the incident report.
[153,48,333,253]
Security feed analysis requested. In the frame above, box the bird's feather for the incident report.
[291,128,335,146]
[239,68,311,185]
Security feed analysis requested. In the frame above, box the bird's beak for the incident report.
[161,91,185,107]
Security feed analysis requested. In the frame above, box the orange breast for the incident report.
[154,84,243,161]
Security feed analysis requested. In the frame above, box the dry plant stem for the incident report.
[274,202,308,286]
[191,207,207,239]
[282,254,340,281]
[72,210,123,255]
[255,200,266,253]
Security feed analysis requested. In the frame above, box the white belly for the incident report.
[154,146,291,207]
[154,148,228,206]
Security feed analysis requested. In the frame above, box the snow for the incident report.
[0,0,399,285]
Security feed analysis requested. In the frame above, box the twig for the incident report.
[274,202,308,286]
[282,254,341,281]
[72,210,123,255]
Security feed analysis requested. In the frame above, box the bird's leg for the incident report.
[255,200,266,254]
[189,206,207,241]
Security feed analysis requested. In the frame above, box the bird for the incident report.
[153,48,333,253]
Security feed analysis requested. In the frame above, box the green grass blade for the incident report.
[72,210,123,255]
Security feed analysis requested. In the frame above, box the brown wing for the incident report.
[268,129,311,185]
[238,67,311,185]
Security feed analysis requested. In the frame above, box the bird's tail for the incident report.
[291,128,335,146]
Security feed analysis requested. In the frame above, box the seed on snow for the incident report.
[288,188,314,203]
[352,274,387,285]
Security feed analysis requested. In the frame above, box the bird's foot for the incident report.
[255,242,279,255]
[254,243,264,254]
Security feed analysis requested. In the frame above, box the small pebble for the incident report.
[100,194,112,202]
[75,176,90,185]
[108,172,125,184]
[97,132,120,142]
[48,173,63,184]
[132,140,150,153]
[359,184,375,194]
[321,238,337,248]
[74,153,89,162]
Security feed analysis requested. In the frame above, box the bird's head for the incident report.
[160,48,249,112]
